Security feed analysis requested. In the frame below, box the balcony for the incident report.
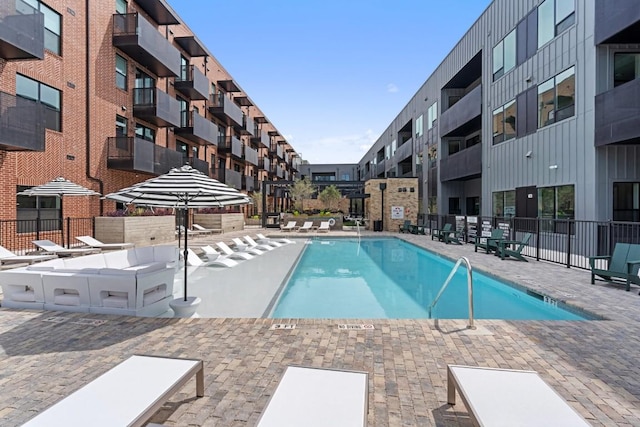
[595,0,640,44]
[244,145,259,166]
[237,114,255,136]
[394,139,413,162]
[243,176,258,192]
[208,93,243,127]
[112,13,180,77]
[187,157,210,176]
[174,111,217,145]
[0,92,45,151]
[107,137,183,175]
[376,160,386,177]
[217,136,243,158]
[133,88,181,127]
[439,84,482,138]
[174,65,209,100]
[251,129,270,147]
[439,143,482,182]
[595,78,640,146]
[0,1,44,60]
[269,142,284,159]
[259,157,270,172]
[224,168,242,189]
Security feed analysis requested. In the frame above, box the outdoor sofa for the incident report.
[0,245,178,316]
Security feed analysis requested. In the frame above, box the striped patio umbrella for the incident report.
[103,165,252,302]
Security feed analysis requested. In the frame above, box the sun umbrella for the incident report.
[103,165,252,302]
[17,177,101,247]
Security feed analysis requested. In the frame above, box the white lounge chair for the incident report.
[200,245,239,263]
[186,248,237,268]
[231,238,266,255]
[215,242,256,260]
[193,224,222,234]
[317,221,331,233]
[281,221,298,231]
[297,221,315,232]
[242,236,276,251]
[447,365,591,427]
[75,236,134,250]
[256,233,294,245]
[21,355,204,427]
[256,366,368,427]
[32,240,101,257]
[0,245,57,266]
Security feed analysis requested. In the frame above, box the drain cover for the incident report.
[72,318,107,326]
[270,323,296,330]
[42,316,68,324]
[338,324,374,330]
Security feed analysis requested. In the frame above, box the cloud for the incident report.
[387,83,398,93]
[293,130,378,164]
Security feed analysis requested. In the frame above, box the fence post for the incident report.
[66,217,71,248]
[536,218,540,261]
[565,219,571,268]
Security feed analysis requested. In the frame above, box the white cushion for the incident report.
[54,293,81,306]
[134,246,155,264]
[98,268,137,276]
[124,263,165,274]
[26,265,56,271]
[12,290,36,302]
[27,258,65,270]
[102,295,128,308]
[143,288,165,306]
[63,253,106,269]
[104,250,138,269]
[54,268,102,275]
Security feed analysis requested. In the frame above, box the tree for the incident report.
[289,178,314,211]
[251,191,262,215]
[318,185,341,212]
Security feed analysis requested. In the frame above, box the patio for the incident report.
[0,230,639,426]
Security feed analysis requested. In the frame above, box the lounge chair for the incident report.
[193,223,222,234]
[447,365,590,427]
[431,223,453,242]
[399,220,412,233]
[256,233,294,245]
[243,235,277,251]
[297,221,315,232]
[21,355,204,427]
[232,237,269,254]
[0,245,57,266]
[317,221,331,233]
[216,241,256,260]
[281,221,298,231]
[495,232,532,261]
[75,236,134,250]
[253,235,283,247]
[32,239,101,257]
[589,242,640,291]
[256,366,368,427]
[186,248,237,268]
[473,228,505,254]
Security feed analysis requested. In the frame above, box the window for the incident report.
[493,29,516,80]
[116,115,127,136]
[448,140,461,155]
[492,100,517,144]
[416,115,424,137]
[538,0,575,48]
[135,123,155,142]
[116,54,127,90]
[538,67,575,128]
[341,173,350,180]
[391,139,397,156]
[427,102,438,129]
[22,1,61,55]
[385,145,390,160]
[16,185,60,233]
[613,182,640,222]
[492,190,516,217]
[116,0,127,14]
[180,56,189,81]
[177,96,188,127]
[448,197,461,215]
[614,53,640,87]
[538,185,575,232]
[16,74,61,131]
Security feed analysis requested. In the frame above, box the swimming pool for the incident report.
[270,238,590,320]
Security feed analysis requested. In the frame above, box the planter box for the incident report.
[193,213,244,233]
[95,216,175,247]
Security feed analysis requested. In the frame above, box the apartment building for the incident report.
[0,0,300,222]
[356,0,640,222]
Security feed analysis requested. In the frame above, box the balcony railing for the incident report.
[218,136,243,158]
[439,143,482,182]
[133,88,181,127]
[394,138,413,162]
[187,157,210,176]
[107,137,183,175]
[0,0,44,60]
[259,157,270,171]
[595,0,640,44]
[595,77,640,146]
[224,168,242,189]
[208,92,243,127]
[243,176,258,192]
[375,160,386,177]
[440,84,482,137]
[244,145,259,166]
[0,92,45,151]
[269,142,284,159]
[174,111,217,145]
[112,13,180,77]
[174,65,209,100]
[238,114,255,136]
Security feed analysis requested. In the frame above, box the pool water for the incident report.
[270,238,590,320]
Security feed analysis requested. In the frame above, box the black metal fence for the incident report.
[0,217,94,255]
[417,214,640,269]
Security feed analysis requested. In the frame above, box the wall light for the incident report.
[549,164,558,170]
[525,150,532,158]
[526,75,533,83]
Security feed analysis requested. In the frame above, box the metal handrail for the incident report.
[427,256,475,329]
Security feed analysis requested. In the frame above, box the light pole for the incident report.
[379,182,387,231]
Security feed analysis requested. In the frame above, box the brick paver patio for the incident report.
[1,230,639,426]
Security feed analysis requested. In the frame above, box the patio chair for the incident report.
[243,235,277,251]
[231,237,268,254]
[297,221,315,232]
[473,228,505,254]
[32,240,101,257]
[193,223,222,234]
[21,355,204,427]
[215,241,257,260]
[256,366,368,427]
[447,365,590,427]
[186,248,237,268]
[399,220,412,233]
[253,234,283,247]
[431,223,453,242]
[495,232,532,261]
[317,221,331,233]
[0,245,57,266]
[281,221,298,231]
[589,242,640,292]
[75,236,134,250]
[256,233,294,245]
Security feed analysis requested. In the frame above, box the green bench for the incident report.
[589,243,640,292]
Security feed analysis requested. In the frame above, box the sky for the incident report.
[170,0,492,164]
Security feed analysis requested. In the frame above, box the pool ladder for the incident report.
[427,256,475,330]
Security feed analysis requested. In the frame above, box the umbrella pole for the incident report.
[183,205,188,301]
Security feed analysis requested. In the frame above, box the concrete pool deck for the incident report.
[1,229,639,426]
